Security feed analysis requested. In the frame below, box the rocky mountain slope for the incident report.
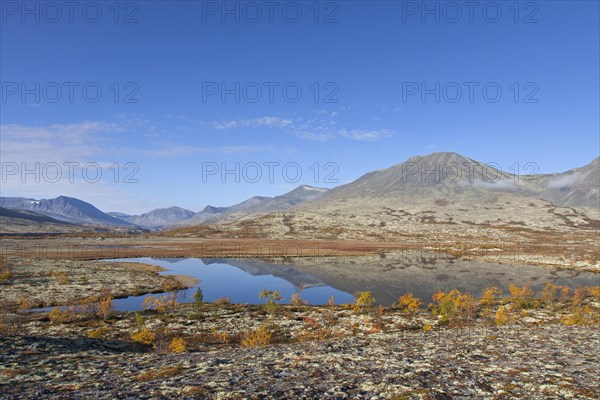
[3,154,597,235]
[0,207,84,234]
[109,207,196,228]
[208,153,599,241]
[0,185,329,231]
[298,152,598,206]
[528,157,599,212]
[0,196,134,227]
[178,185,329,226]
[0,207,73,225]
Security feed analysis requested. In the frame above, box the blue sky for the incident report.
[1,1,598,214]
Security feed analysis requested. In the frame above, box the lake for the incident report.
[105,257,354,311]
[100,252,600,311]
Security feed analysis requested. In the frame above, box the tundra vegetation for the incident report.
[1,283,599,355]
[259,289,283,315]
[0,261,12,283]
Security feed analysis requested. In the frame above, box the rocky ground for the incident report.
[163,203,600,272]
[1,294,599,399]
[219,212,600,272]
[0,257,195,311]
[0,242,598,399]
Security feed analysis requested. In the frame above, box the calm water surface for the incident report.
[106,257,354,311]
[99,253,599,311]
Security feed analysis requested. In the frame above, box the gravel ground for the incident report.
[1,304,599,399]
[0,258,192,311]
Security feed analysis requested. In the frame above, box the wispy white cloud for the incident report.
[2,121,122,140]
[295,131,336,142]
[0,121,274,212]
[211,110,394,142]
[289,110,395,142]
[253,116,293,128]
[1,121,272,163]
[546,171,584,189]
[1,122,122,164]
[135,145,272,158]
[213,120,240,130]
[213,116,293,130]
[338,128,394,142]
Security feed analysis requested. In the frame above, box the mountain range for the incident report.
[302,152,598,207]
[244,152,598,240]
[0,185,329,231]
[177,184,329,226]
[0,196,135,227]
[104,185,329,228]
[1,153,598,234]
[108,207,196,228]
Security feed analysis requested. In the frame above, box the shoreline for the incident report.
[2,236,598,272]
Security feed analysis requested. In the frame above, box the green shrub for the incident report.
[259,289,283,314]
[353,291,376,313]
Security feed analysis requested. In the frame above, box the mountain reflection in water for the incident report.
[101,251,599,311]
